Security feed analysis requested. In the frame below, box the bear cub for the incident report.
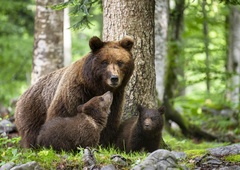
[116,104,165,153]
[37,91,113,152]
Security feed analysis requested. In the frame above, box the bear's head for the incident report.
[87,36,134,91]
[77,91,113,126]
[137,104,165,132]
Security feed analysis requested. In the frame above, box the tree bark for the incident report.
[227,6,240,108]
[64,5,72,66]
[102,0,156,118]
[155,0,168,103]
[32,0,64,84]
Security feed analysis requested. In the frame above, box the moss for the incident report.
[185,149,207,159]
[224,154,240,163]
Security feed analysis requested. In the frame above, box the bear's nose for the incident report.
[110,75,119,83]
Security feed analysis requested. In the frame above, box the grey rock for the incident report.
[131,149,184,170]
[10,161,42,170]
[0,162,15,170]
[0,120,16,134]
[111,155,128,166]
[219,165,240,170]
[208,144,240,157]
[100,164,116,170]
[82,147,97,167]
[220,109,235,117]
[171,151,187,160]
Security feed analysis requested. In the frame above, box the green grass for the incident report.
[0,136,147,169]
[0,132,233,169]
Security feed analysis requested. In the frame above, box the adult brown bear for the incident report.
[14,36,134,148]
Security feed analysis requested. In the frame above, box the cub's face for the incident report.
[89,36,134,90]
[77,91,113,118]
[138,105,165,132]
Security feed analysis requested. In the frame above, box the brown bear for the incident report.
[37,91,113,152]
[116,104,165,153]
[14,36,134,148]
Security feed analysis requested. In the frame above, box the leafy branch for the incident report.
[51,0,101,30]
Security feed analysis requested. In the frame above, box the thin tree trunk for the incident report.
[202,0,210,95]
[168,0,185,97]
[102,0,156,118]
[32,0,64,84]
[227,6,240,108]
[155,0,168,103]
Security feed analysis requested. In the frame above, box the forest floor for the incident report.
[1,128,240,169]
[1,103,240,169]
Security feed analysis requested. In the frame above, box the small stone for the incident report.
[111,155,128,166]
[0,120,16,134]
[100,164,116,170]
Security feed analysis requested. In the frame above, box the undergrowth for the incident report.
[0,132,229,169]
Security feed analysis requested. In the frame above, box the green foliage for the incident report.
[0,136,21,165]
[163,131,227,152]
[0,0,34,35]
[51,0,102,30]
[219,0,240,5]
[183,0,227,96]
[0,0,34,106]
[0,34,32,106]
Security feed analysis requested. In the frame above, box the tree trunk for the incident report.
[168,0,185,97]
[227,6,240,108]
[102,0,156,118]
[155,0,168,103]
[32,0,64,84]
[64,5,72,66]
[164,0,217,141]
[202,0,210,95]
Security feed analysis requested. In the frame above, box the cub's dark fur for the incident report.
[116,104,164,153]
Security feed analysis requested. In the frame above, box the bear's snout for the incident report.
[143,118,152,131]
[110,75,119,84]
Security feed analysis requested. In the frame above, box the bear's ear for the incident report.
[89,36,104,52]
[77,105,83,112]
[158,106,165,115]
[119,36,134,51]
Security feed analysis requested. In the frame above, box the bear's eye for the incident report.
[117,60,124,67]
[99,97,104,101]
[101,60,108,66]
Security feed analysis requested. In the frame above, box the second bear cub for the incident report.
[116,104,165,153]
[37,91,113,152]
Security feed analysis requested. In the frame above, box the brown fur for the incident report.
[36,91,113,152]
[116,105,165,153]
[14,36,134,148]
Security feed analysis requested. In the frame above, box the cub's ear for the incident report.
[119,36,134,51]
[89,36,104,52]
[158,106,165,115]
[77,105,83,112]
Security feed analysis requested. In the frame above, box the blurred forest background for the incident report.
[0,0,240,142]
